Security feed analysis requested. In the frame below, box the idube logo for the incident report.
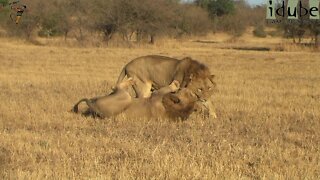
[267,0,320,20]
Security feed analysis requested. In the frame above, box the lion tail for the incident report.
[72,98,105,118]
[72,98,88,113]
[116,67,127,84]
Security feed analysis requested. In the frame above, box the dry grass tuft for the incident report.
[0,35,319,179]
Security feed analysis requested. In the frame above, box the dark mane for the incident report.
[188,59,210,78]
[181,57,211,86]
[162,93,195,120]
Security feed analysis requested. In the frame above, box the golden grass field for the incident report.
[0,35,320,179]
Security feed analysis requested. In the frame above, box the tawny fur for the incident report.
[116,55,217,118]
[116,55,216,99]
[73,80,198,120]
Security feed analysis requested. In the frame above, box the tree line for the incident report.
[0,0,318,47]
[0,0,265,43]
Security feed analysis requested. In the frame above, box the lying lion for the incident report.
[72,79,198,120]
[124,81,198,120]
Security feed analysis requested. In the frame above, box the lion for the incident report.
[124,81,198,120]
[116,55,215,98]
[72,78,135,118]
[72,79,198,120]
[116,55,217,118]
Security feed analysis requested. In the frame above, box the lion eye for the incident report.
[198,88,202,92]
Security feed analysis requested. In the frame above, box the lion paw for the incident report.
[169,80,180,92]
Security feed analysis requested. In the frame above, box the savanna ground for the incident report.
[0,33,320,179]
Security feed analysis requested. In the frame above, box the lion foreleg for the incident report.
[153,87,175,96]
[202,100,217,119]
[132,78,152,98]
[153,80,180,96]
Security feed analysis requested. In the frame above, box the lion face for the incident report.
[186,74,216,101]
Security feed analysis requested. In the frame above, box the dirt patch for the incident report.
[225,47,271,51]
[193,40,219,44]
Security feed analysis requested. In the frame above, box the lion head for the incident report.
[162,88,198,120]
[187,74,216,101]
[180,58,216,101]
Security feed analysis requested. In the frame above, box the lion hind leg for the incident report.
[84,100,105,119]
[132,78,152,98]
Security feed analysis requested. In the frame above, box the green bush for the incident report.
[207,0,235,17]
[0,0,9,6]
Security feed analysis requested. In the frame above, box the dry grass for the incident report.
[0,35,320,179]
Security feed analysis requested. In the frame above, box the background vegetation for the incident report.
[0,0,318,47]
